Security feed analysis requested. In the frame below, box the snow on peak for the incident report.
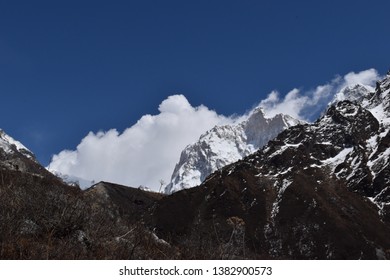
[0,129,34,159]
[164,108,301,194]
[327,76,390,128]
[331,84,372,105]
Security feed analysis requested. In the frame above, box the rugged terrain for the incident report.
[1,74,390,259]
[154,83,390,259]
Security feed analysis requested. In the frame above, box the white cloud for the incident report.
[259,89,308,119]
[259,68,380,120]
[343,68,379,86]
[48,95,232,191]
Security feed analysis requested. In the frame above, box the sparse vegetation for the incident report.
[0,170,176,259]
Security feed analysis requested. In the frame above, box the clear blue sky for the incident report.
[1,0,389,165]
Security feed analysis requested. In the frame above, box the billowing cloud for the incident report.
[48,95,232,190]
[259,68,380,120]
[343,69,379,86]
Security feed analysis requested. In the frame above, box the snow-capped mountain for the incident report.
[0,129,58,179]
[331,83,374,105]
[165,108,301,193]
[323,74,390,203]
[154,73,390,259]
[0,129,35,160]
[0,129,39,172]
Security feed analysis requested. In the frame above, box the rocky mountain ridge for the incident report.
[154,73,390,259]
[1,72,389,259]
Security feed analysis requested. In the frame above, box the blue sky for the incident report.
[1,0,389,171]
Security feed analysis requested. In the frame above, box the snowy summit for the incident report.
[165,107,301,193]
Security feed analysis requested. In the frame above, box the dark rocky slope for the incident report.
[153,74,390,259]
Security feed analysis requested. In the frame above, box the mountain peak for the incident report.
[164,110,301,194]
[0,129,34,160]
[0,128,34,158]
[0,129,59,180]
[331,83,372,106]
